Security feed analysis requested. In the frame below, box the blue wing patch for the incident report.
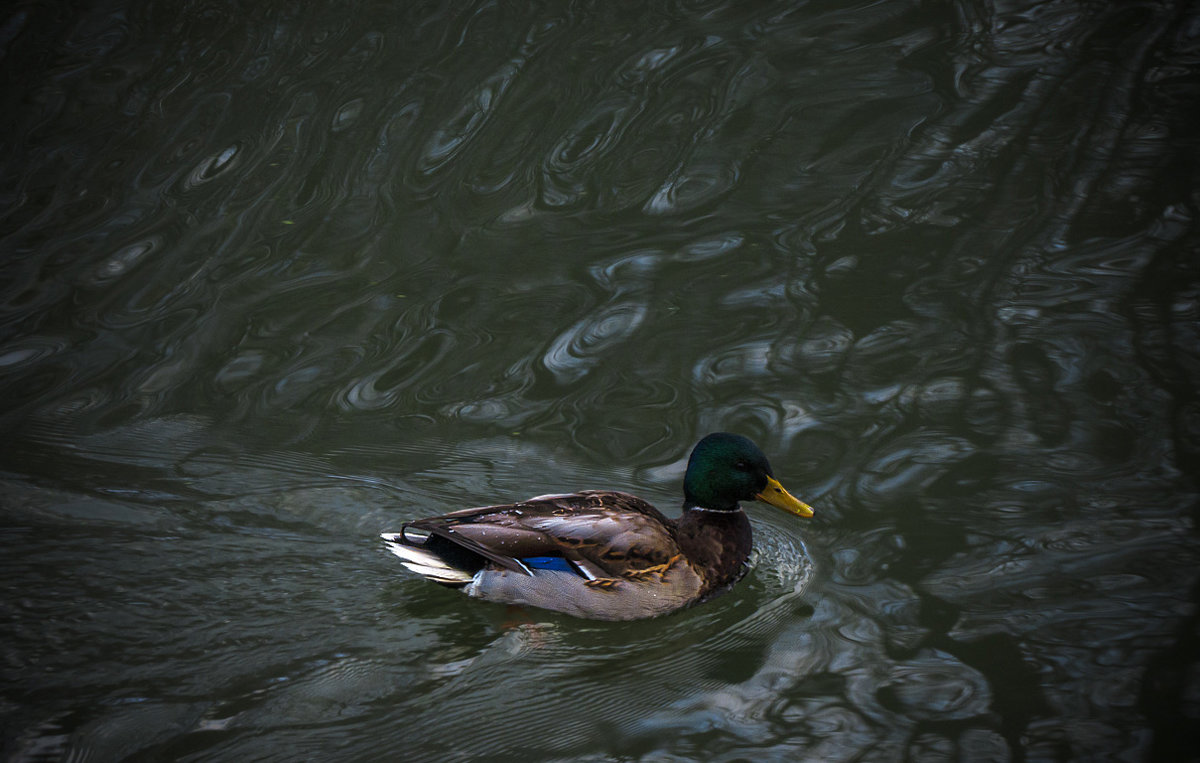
[522,556,575,572]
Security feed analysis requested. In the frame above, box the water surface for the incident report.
[2,0,1199,760]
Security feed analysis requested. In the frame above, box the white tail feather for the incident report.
[380,533,475,584]
[401,561,474,584]
[380,538,440,566]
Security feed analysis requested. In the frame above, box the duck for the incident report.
[380,432,813,621]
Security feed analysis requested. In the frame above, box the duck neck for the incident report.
[676,504,753,594]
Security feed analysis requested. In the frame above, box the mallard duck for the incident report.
[380,433,813,620]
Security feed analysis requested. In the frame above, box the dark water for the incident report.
[2,0,1199,760]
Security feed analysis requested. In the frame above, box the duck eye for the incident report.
[735,460,750,471]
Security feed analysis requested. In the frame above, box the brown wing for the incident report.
[404,490,682,579]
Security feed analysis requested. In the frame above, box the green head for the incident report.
[682,433,814,516]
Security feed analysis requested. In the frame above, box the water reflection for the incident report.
[2,0,1199,760]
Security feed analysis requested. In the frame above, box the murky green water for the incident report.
[2,0,1199,760]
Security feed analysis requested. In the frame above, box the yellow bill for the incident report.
[755,475,814,517]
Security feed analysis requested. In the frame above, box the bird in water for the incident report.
[381,433,813,620]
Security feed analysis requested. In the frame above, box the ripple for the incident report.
[88,237,161,284]
[187,143,242,188]
[567,375,684,461]
[877,650,992,721]
[267,349,364,412]
[673,231,746,263]
[749,518,817,599]
[693,339,773,385]
[442,396,545,428]
[588,249,665,293]
[331,97,365,131]
[0,335,67,369]
[541,98,637,209]
[214,350,267,393]
[789,316,854,373]
[644,159,741,215]
[416,58,524,176]
[541,300,647,385]
[856,431,977,504]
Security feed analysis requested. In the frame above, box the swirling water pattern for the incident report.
[1,0,1198,760]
